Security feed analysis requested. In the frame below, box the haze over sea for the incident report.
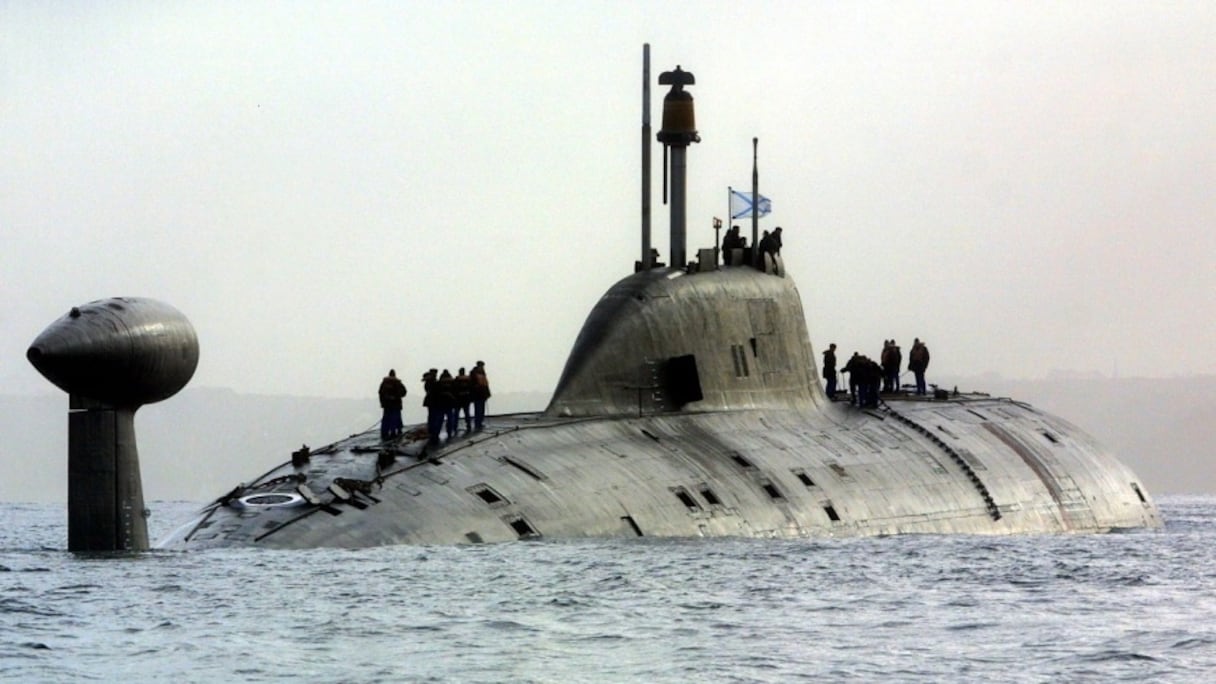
[0,498,1212,683]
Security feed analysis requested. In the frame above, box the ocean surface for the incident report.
[2,497,1214,683]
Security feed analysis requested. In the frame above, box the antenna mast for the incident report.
[641,44,652,270]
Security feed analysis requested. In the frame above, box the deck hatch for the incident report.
[504,515,539,538]
[760,481,784,500]
[699,485,722,506]
[730,452,755,469]
[469,484,509,507]
[1131,483,1147,503]
[672,487,700,510]
[793,470,816,487]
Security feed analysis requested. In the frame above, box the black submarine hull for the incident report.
[160,269,1160,549]
[158,398,1160,548]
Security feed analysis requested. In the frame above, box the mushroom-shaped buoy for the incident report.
[27,297,199,407]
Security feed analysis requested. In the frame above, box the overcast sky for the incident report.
[4,1,1214,401]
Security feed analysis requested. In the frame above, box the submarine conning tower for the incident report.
[547,60,818,418]
[546,267,825,417]
[27,297,199,551]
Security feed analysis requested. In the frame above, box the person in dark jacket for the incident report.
[435,370,458,439]
[469,360,491,431]
[908,338,930,395]
[844,354,882,408]
[840,352,862,405]
[888,341,902,393]
[822,343,838,399]
[378,369,407,439]
[862,357,883,407]
[422,369,441,445]
[881,339,901,393]
[757,230,773,257]
[453,367,473,432]
[721,225,746,265]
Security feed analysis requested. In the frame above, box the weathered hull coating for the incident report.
[160,269,1160,549]
[160,399,1159,549]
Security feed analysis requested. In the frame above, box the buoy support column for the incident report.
[68,396,148,551]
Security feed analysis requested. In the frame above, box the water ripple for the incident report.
[0,498,1212,682]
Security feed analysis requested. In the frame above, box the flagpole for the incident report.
[750,137,759,267]
[723,187,733,267]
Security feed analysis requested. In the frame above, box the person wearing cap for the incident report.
[469,361,491,431]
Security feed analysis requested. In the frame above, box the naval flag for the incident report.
[729,189,772,219]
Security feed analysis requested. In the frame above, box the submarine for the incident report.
[31,50,1161,551]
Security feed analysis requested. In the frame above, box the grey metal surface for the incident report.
[548,268,819,417]
[159,392,1160,549]
[27,297,199,407]
[159,267,1161,550]
[67,405,148,551]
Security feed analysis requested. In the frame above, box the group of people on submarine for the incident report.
[376,362,491,444]
[719,224,783,266]
[822,339,932,408]
[371,225,936,444]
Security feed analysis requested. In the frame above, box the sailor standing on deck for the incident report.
[822,343,838,399]
[721,225,745,265]
[909,338,930,396]
[882,340,901,393]
[840,352,862,405]
[470,361,491,431]
[454,367,473,432]
[378,369,407,439]
[422,369,441,445]
[436,370,458,439]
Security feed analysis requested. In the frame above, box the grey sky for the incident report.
[4,2,1214,400]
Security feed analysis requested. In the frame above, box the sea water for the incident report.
[2,497,1214,683]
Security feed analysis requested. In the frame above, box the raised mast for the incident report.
[657,65,699,269]
[641,44,653,270]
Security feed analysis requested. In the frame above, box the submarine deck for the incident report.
[159,388,1161,549]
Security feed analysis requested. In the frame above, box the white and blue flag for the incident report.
[729,189,772,219]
